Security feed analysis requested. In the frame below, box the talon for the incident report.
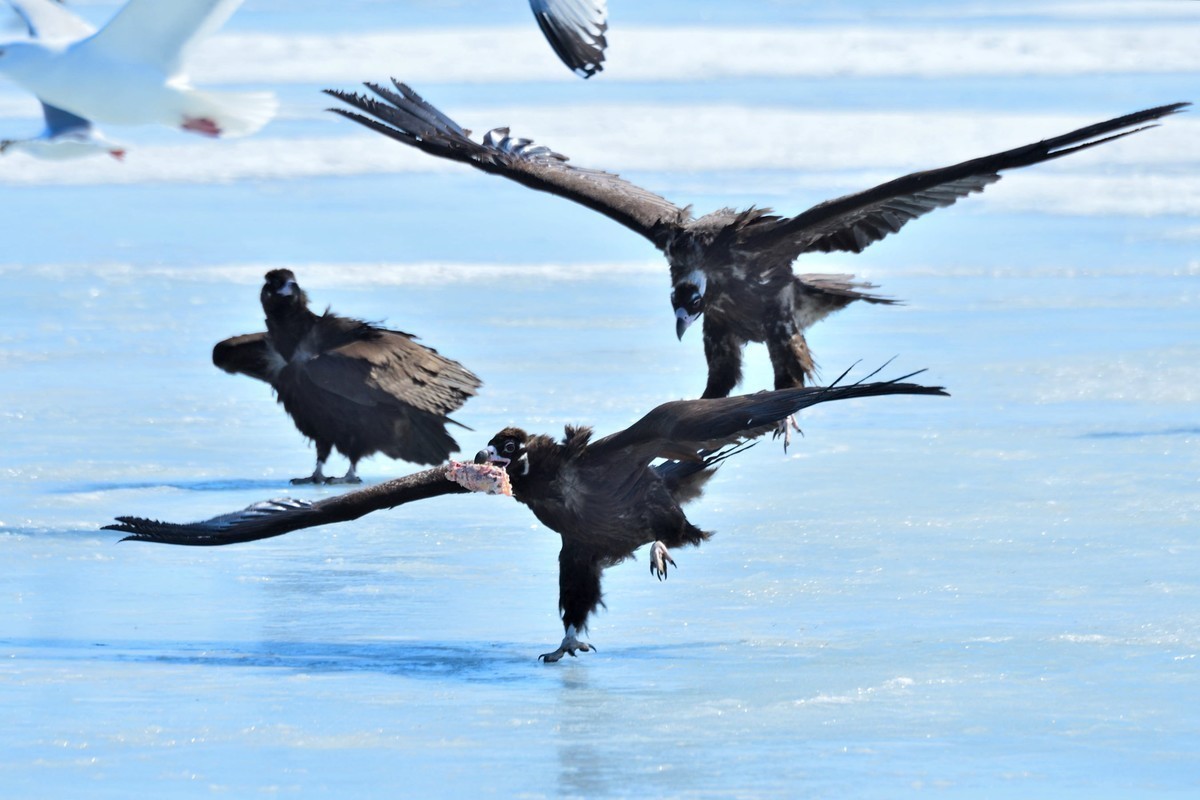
[291,463,328,485]
[539,631,593,663]
[650,541,676,580]
[324,474,363,485]
[774,415,803,452]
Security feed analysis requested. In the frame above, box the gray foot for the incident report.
[539,630,594,663]
[771,415,803,452]
[650,540,676,581]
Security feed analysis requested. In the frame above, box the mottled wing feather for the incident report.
[212,331,285,385]
[748,102,1190,258]
[794,273,900,327]
[793,175,1000,255]
[324,81,688,249]
[303,330,480,417]
[105,466,469,545]
[529,0,608,78]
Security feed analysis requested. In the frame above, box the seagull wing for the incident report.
[529,0,608,78]
[105,466,469,545]
[5,0,95,40]
[325,80,688,250]
[77,0,244,75]
[744,103,1189,260]
[40,101,91,136]
[589,370,949,466]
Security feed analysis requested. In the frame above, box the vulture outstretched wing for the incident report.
[590,368,949,465]
[325,80,687,249]
[105,466,470,546]
[212,332,285,385]
[748,103,1190,259]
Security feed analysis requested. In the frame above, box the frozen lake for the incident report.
[2,0,1198,796]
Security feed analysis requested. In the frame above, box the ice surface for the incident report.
[1,0,1198,797]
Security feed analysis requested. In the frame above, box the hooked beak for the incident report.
[675,307,699,340]
[477,444,509,467]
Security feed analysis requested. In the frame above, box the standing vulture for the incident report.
[213,269,481,484]
[325,82,1186,407]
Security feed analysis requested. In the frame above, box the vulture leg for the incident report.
[699,317,745,400]
[649,513,706,580]
[541,544,601,663]
[539,624,595,664]
[291,443,335,485]
[764,312,813,450]
[290,458,328,485]
[325,461,363,485]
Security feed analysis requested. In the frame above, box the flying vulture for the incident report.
[325,82,1186,408]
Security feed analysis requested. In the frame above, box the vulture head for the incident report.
[670,270,707,339]
[476,427,530,477]
[260,269,309,316]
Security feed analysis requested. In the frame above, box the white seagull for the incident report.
[1,0,125,159]
[0,0,276,139]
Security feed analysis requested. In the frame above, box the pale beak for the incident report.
[675,307,699,340]
[480,444,510,467]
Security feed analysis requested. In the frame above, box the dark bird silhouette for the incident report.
[213,269,481,484]
[476,369,948,661]
[106,465,470,546]
[107,369,949,662]
[530,0,607,78]
[325,82,1186,406]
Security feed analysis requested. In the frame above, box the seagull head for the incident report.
[477,427,530,476]
[671,270,707,339]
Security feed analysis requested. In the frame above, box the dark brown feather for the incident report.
[324,81,688,249]
[747,103,1190,258]
[105,466,467,545]
[483,371,950,647]
[219,270,481,476]
[323,85,1185,400]
[529,0,608,78]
